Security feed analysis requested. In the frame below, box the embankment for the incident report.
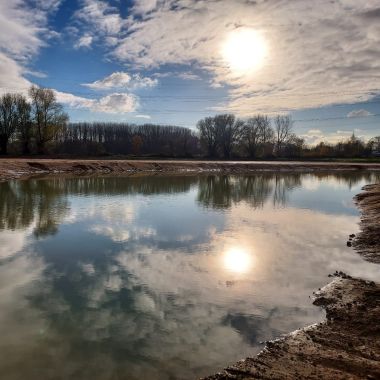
[353,184,380,264]
[0,158,380,182]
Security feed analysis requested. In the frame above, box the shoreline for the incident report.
[203,184,380,380]
[0,158,380,182]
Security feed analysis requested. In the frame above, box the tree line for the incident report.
[0,87,379,158]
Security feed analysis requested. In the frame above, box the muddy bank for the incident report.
[353,184,380,264]
[0,158,380,182]
[203,184,380,380]
[204,275,380,380]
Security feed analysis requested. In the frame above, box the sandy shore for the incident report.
[203,184,380,380]
[0,158,380,182]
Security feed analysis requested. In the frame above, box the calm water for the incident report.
[0,172,379,380]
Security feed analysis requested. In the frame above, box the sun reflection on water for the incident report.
[223,247,253,274]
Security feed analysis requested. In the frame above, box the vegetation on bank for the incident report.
[0,87,379,159]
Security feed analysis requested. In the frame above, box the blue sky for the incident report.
[0,0,379,143]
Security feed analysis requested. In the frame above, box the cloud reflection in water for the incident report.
[0,172,379,379]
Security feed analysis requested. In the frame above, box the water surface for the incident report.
[0,172,379,379]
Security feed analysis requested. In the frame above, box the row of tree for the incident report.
[0,87,379,158]
[197,113,305,158]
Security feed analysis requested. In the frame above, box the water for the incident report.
[0,172,379,380]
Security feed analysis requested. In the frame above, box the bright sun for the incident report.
[222,28,268,74]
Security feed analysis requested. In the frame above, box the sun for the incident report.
[222,28,268,74]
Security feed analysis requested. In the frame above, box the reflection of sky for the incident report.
[287,175,370,215]
[0,173,379,380]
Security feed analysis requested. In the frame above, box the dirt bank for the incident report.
[0,158,380,182]
[353,184,380,264]
[203,184,380,380]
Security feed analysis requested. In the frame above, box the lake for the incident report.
[0,172,379,379]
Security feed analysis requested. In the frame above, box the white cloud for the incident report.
[177,72,202,81]
[95,93,139,113]
[55,91,94,108]
[0,1,61,94]
[74,0,127,38]
[24,70,48,79]
[0,1,43,60]
[0,53,31,95]
[56,91,139,114]
[347,109,373,118]
[82,72,158,90]
[300,128,366,145]
[132,0,160,15]
[76,0,380,114]
[74,34,93,49]
[307,129,323,135]
[135,114,151,119]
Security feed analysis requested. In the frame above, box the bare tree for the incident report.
[285,134,305,158]
[15,94,32,155]
[274,115,292,156]
[0,93,19,154]
[368,136,380,153]
[29,86,68,154]
[242,115,272,158]
[214,114,243,158]
[197,116,218,157]
[242,117,260,158]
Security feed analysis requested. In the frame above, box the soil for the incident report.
[353,184,380,264]
[0,158,380,182]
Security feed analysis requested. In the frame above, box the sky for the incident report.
[0,0,379,144]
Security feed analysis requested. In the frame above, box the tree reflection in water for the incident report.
[1,171,379,234]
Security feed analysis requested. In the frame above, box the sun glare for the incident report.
[222,28,268,74]
[223,247,253,274]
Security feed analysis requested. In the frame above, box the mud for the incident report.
[353,184,380,264]
[0,158,380,182]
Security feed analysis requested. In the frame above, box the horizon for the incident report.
[0,1,379,144]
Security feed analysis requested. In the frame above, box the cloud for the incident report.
[135,114,151,119]
[177,72,202,81]
[95,93,139,113]
[0,53,31,95]
[132,0,159,15]
[0,1,44,60]
[347,109,373,118]
[82,72,157,90]
[74,34,93,49]
[307,129,323,135]
[55,91,94,108]
[0,1,61,94]
[76,0,380,114]
[74,0,127,38]
[24,70,48,79]
[56,91,139,114]
[300,128,363,145]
